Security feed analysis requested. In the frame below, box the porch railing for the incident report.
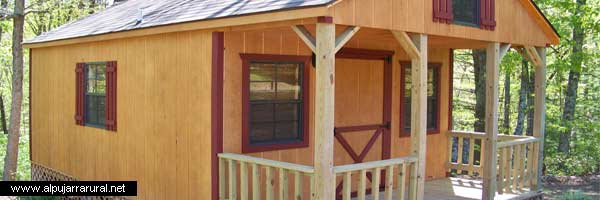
[446,131,541,195]
[218,153,315,200]
[447,131,485,175]
[497,136,540,194]
[333,156,418,200]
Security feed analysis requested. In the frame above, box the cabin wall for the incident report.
[330,0,553,47]
[222,27,452,180]
[31,30,214,199]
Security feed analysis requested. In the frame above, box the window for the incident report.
[75,61,117,131]
[399,62,441,137]
[241,54,310,153]
[453,0,480,26]
[85,63,107,127]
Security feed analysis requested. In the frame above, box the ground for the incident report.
[543,175,600,199]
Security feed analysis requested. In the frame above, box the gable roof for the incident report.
[25,0,334,44]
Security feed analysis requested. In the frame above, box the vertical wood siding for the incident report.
[331,0,553,46]
[31,30,213,200]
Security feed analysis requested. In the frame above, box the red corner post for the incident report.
[211,31,224,200]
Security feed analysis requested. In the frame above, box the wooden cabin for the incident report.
[24,0,559,199]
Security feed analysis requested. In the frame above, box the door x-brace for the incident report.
[333,123,390,198]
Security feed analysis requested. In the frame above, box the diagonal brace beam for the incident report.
[334,26,360,53]
[524,46,543,67]
[500,43,512,59]
[291,25,316,52]
[391,31,421,60]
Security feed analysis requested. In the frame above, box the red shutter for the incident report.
[105,61,117,131]
[75,63,85,125]
[433,0,453,23]
[480,0,496,30]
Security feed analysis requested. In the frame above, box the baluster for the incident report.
[497,147,504,194]
[294,171,303,200]
[240,162,248,200]
[266,166,274,200]
[397,164,406,200]
[228,160,237,200]
[252,163,260,200]
[343,172,352,200]
[468,137,475,175]
[279,169,289,200]
[457,137,464,174]
[372,167,381,200]
[384,165,394,200]
[512,145,520,192]
[448,135,454,174]
[504,146,512,192]
[358,170,367,200]
[309,175,315,200]
[519,144,527,190]
[526,142,535,187]
[219,158,226,200]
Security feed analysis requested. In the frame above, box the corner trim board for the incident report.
[211,31,224,200]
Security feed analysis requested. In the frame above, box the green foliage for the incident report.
[559,191,592,200]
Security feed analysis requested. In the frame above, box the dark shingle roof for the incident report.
[26,0,334,44]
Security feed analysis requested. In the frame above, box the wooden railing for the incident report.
[497,136,541,194]
[333,156,418,200]
[218,153,315,200]
[447,131,485,175]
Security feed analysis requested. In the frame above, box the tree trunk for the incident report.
[3,0,25,181]
[0,95,8,135]
[526,65,535,136]
[514,59,528,135]
[473,49,486,132]
[559,0,586,153]
[503,69,510,135]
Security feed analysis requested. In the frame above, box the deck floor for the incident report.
[361,177,530,200]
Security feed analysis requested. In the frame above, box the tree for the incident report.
[559,0,586,153]
[3,0,25,181]
[473,49,486,132]
[514,59,529,135]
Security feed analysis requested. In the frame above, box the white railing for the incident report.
[333,156,418,200]
[497,136,540,194]
[218,153,315,200]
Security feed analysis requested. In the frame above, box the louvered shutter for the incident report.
[433,0,453,23]
[75,63,85,125]
[105,61,117,131]
[480,0,496,30]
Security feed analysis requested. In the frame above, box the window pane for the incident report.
[275,122,299,140]
[250,82,276,100]
[86,96,98,124]
[250,104,274,122]
[275,103,299,121]
[453,0,478,25]
[250,63,275,81]
[250,122,274,143]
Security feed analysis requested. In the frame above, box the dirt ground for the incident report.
[543,175,600,199]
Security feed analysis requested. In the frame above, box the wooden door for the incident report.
[333,49,393,197]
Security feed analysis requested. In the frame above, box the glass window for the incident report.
[85,63,106,127]
[249,61,304,144]
[453,0,479,26]
[401,63,440,135]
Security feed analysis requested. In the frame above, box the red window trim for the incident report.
[240,53,311,153]
[399,61,443,137]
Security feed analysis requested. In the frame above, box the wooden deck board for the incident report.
[359,177,530,200]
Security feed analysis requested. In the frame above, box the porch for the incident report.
[215,15,547,200]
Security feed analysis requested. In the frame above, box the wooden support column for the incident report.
[313,16,336,200]
[409,34,427,200]
[482,43,500,200]
[532,47,546,191]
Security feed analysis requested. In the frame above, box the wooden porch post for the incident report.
[313,16,336,200]
[483,43,500,200]
[409,34,427,200]
[532,47,546,191]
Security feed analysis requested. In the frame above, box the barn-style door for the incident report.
[333,48,394,199]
